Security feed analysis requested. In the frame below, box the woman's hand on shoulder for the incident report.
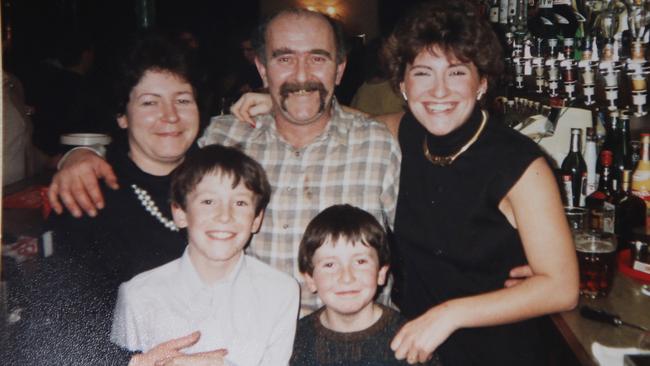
[230,92,272,127]
[49,148,117,218]
[391,302,460,364]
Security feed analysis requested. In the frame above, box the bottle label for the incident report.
[603,201,616,234]
[563,175,573,207]
[579,174,587,207]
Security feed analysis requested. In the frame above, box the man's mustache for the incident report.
[279,81,328,116]
[279,81,328,97]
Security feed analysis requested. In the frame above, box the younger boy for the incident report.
[111,145,299,366]
[291,204,441,366]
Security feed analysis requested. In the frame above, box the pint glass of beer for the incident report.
[575,233,617,299]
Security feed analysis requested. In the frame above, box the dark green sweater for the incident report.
[290,305,442,366]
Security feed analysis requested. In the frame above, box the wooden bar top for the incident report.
[552,273,650,366]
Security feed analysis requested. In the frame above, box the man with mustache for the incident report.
[49,8,401,316]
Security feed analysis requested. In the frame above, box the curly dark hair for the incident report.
[384,0,503,92]
[114,32,195,117]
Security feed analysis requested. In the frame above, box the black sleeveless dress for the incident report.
[393,106,548,365]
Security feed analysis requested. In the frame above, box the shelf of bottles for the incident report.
[486,0,650,249]
[491,0,650,112]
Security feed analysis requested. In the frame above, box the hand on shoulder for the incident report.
[48,148,117,218]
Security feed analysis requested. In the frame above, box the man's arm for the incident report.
[48,148,118,217]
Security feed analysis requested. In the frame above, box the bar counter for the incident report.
[552,272,650,365]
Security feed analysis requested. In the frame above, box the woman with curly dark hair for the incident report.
[382,1,578,365]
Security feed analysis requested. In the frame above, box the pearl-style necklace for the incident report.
[131,184,179,232]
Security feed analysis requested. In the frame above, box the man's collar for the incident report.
[251,98,351,147]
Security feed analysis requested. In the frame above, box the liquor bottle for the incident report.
[632,133,650,221]
[562,128,587,207]
[612,170,646,250]
[584,127,598,196]
[586,150,616,233]
[612,111,633,183]
[598,110,618,176]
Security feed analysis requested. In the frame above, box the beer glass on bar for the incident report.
[574,232,617,299]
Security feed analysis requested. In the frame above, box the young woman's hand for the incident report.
[230,92,272,127]
[391,302,460,364]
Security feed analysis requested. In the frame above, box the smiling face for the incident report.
[255,13,346,130]
[172,172,264,279]
[118,70,199,175]
[304,237,389,320]
[400,47,487,136]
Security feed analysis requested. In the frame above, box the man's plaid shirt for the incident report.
[198,101,401,313]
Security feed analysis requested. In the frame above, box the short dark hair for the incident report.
[383,0,503,92]
[298,204,390,275]
[114,32,195,117]
[252,8,348,65]
[170,145,271,215]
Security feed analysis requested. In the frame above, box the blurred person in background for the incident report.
[350,37,405,116]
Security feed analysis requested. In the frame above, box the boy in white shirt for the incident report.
[111,144,300,366]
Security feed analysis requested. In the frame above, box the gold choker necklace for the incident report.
[422,110,488,167]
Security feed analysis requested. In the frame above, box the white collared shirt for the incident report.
[111,248,299,366]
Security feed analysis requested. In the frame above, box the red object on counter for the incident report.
[3,185,51,218]
[618,249,650,283]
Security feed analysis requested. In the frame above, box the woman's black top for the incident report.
[393,106,548,365]
[54,146,186,283]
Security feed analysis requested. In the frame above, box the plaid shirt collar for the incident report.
[250,98,350,148]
